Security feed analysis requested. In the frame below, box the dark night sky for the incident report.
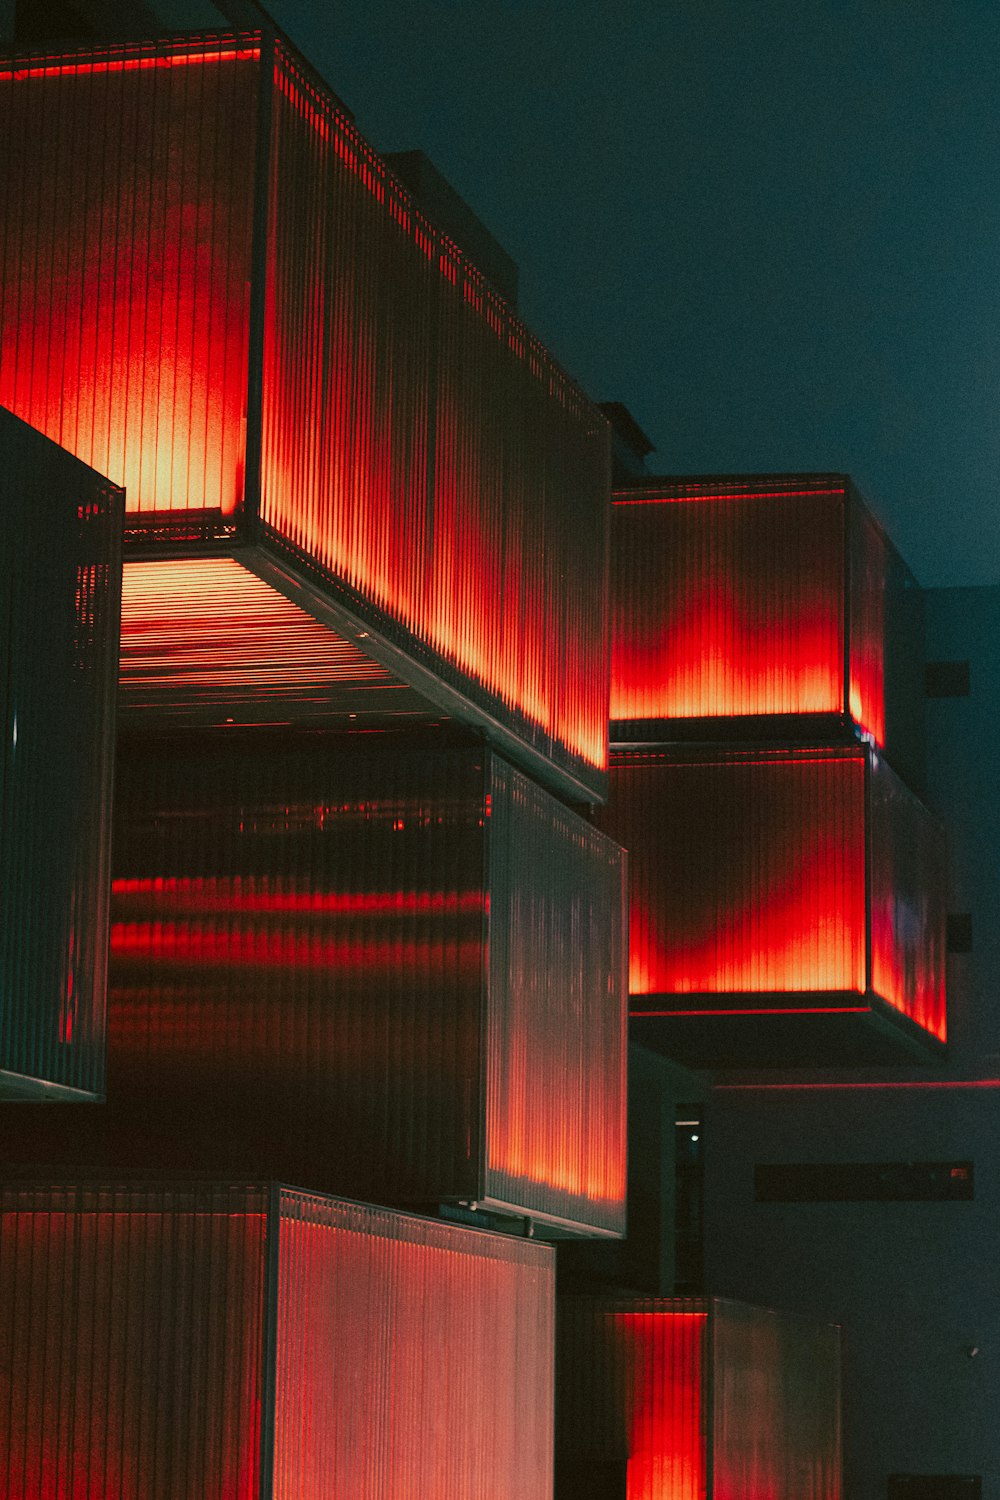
[265,0,1000,588]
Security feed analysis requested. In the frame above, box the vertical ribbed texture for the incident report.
[273,1190,555,1500]
[869,753,947,1041]
[106,737,487,1204]
[711,1299,841,1500]
[485,758,627,1233]
[556,1298,708,1500]
[0,1182,268,1500]
[259,45,610,782]
[604,750,867,1000]
[848,499,887,748]
[0,37,260,514]
[610,482,846,725]
[0,409,122,1098]
[1,740,621,1230]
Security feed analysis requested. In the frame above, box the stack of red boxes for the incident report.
[601,474,946,1068]
[0,26,626,1497]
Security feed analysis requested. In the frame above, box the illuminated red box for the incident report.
[556,1297,841,1500]
[0,407,122,1100]
[0,738,627,1236]
[611,475,925,791]
[600,745,946,1066]
[0,1180,555,1500]
[0,32,609,800]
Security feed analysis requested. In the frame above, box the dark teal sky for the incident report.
[267,0,1000,587]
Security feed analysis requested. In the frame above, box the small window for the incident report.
[888,1477,982,1500]
[755,1161,974,1202]
[925,661,971,698]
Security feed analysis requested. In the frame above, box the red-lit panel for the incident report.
[0,1182,555,1500]
[274,1190,554,1500]
[869,753,947,1042]
[608,476,924,776]
[0,408,122,1100]
[557,1299,707,1500]
[484,758,627,1229]
[120,557,434,727]
[0,1183,267,1500]
[0,739,625,1235]
[604,751,867,1000]
[259,45,609,777]
[557,1298,841,1500]
[601,746,946,1047]
[710,1300,842,1500]
[0,36,259,513]
[611,483,847,723]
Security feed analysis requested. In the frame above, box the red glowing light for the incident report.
[608,748,945,1046]
[715,1078,999,1091]
[612,487,846,507]
[0,42,259,515]
[610,481,891,754]
[613,1312,707,1500]
[618,754,868,999]
[0,43,260,80]
[259,46,608,773]
[611,487,847,724]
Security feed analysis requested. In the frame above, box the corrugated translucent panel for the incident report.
[0,1182,268,1500]
[107,738,487,1205]
[120,557,435,727]
[611,481,847,723]
[0,408,122,1098]
[259,44,610,783]
[557,1298,708,1500]
[274,1189,555,1500]
[848,500,887,748]
[558,1299,840,1500]
[0,36,260,514]
[711,1299,841,1500]
[0,740,624,1232]
[603,750,867,1000]
[870,753,947,1042]
[485,758,627,1233]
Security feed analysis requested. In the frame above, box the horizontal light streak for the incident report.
[0,45,260,80]
[113,878,483,916]
[612,486,845,506]
[715,1078,1000,1091]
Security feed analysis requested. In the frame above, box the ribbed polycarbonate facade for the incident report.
[611,476,924,789]
[601,746,945,1058]
[0,1181,555,1500]
[556,1297,840,1500]
[260,43,610,787]
[0,739,626,1234]
[0,38,260,517]
[0,407,122,1099]
[0,32,610,799]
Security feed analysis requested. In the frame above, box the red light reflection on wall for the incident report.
[611,488,847,724]
[613,1312,707,1500]
[0,42,258,513]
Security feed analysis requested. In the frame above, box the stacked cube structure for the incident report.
[602,473,946,1066]
[0,22,626,1498]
